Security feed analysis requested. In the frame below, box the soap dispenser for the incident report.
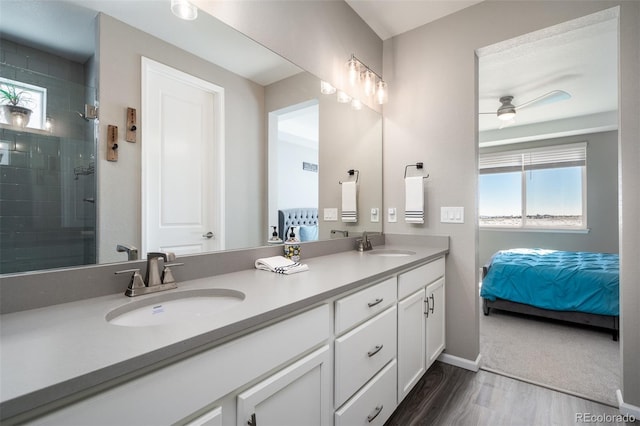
[284,227,301,262]
[267,226,283,245]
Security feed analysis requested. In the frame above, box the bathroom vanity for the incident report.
[0,237,448,425]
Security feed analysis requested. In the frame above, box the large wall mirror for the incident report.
[0,0,382,275]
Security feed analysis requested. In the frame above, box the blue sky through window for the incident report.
[480,167,582,218]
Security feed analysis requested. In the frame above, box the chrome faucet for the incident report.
[331,229,349,237]
[115,251,183,297]
[356,231,373,252]
[116,244,139,261]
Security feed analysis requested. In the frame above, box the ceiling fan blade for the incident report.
[516,90,571,111]
[479,112,497,115]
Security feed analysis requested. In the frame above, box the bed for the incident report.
[278,208,319,242]
[481,248,619,340]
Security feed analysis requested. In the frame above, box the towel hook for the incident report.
[404,162,429,180]
[339,169,360,184]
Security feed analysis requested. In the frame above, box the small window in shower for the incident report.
[0,77,47,130]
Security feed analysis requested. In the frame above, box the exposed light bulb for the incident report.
[171,0,198,20]
[346,56,360,87]
[375,80,388,105]
[320,80,336,95]
[363,70,376,97]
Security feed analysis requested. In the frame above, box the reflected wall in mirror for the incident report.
[0,0,382,275]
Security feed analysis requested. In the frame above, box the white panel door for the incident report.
[397,288,426,403]
[142,58,224,255]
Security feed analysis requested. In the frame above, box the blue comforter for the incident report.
[481,249,619,316]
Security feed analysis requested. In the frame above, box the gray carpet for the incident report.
[480,305,620,406]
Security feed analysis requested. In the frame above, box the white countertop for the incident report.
[0,243,447,419]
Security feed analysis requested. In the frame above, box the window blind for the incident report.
[479,142,586,174]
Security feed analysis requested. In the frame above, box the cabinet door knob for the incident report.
[202,231,214,239]
[367,405,384,423]
[367,344,383,357]
[367,298,383,308]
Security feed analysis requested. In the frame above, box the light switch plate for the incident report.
[324,208,338,221]
[388,207,397,223]
[440,207,464,223]
[371,207,380,222]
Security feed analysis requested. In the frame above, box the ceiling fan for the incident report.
[480,90,571,124]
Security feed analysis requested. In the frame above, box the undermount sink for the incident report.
[106,288,245,327]
[367,249,416,257]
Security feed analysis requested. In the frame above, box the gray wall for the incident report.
[382,0,639,407]
[479,131,619,265]
[97,14,265,263]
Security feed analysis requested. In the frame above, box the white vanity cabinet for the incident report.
[397,257,446,402]
[333,277,398,425]
[28,305,331,426]
[236,345,331,426]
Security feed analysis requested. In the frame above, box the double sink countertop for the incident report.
[0,240,448,420]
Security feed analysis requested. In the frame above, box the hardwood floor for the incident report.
[384,362,635,426]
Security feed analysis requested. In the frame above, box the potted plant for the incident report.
[0,84,33,128]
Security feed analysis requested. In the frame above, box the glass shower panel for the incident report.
[0,62,97,274]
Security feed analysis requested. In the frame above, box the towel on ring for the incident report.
[341,181,358,222]
[405,176,424,224]
[255,255,309,274]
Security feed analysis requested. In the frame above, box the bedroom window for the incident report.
[479,143,587,230]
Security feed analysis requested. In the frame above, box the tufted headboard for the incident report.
[278,208,319,240]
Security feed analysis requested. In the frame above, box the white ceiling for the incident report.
[345,0,484,40]
[0,0,301,86]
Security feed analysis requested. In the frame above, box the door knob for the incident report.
[202,231,214,239]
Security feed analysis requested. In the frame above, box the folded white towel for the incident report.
[405,176,424,224]
[255,256,309,274]
[341,181,357,222]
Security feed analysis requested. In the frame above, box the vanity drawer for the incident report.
[335,359,397,426]
[334,306,397,407]
[335,276,396,334]
[398,257,445,299]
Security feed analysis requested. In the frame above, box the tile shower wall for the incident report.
[0,39,96,274]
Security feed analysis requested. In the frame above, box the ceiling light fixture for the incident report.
[171,0,198,20]
[345,54,388,105]
[496,96,516,121]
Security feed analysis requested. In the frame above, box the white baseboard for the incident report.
[437,352,482,372]
[617,389,640,418]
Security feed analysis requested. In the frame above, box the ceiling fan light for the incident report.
[171,0,198,20]
[497,110,515,121]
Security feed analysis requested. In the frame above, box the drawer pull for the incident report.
[248,413,257,426]
[424,298,430,318]
[430,294,435,314]
[367,344,383,357]
[367,404,383,422]
[367,298,383,308]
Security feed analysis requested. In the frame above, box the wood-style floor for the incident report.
[384,362,634,426]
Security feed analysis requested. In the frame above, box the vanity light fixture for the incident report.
[171,0,198,20]
[351,99,363,110]
[345,54,388,105]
